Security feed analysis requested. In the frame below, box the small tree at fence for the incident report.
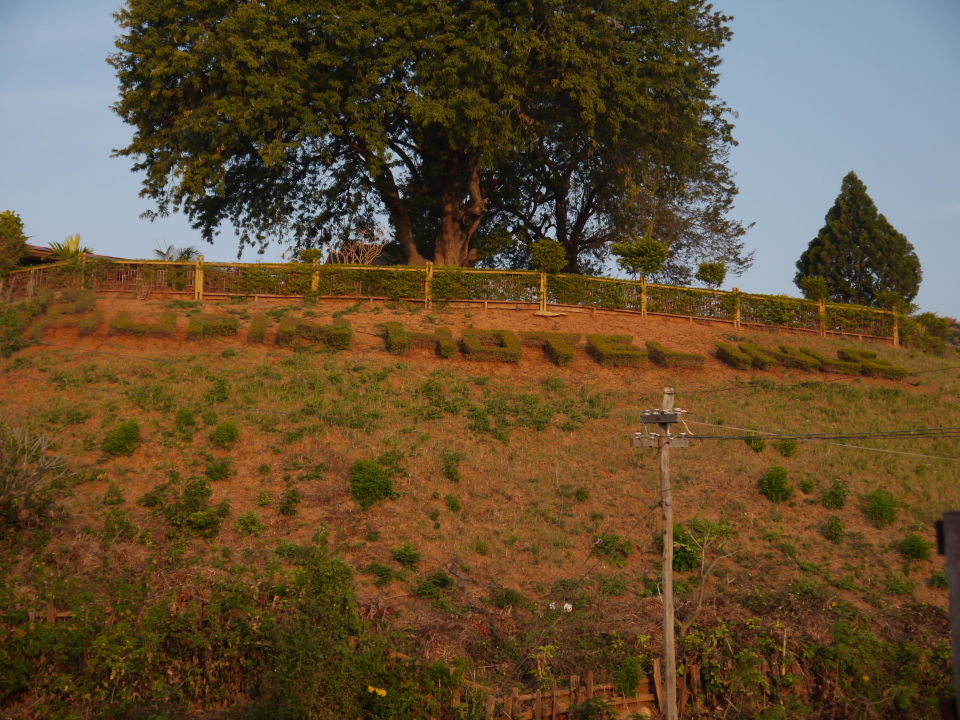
[326,227,387,265]
[610,234,669,278]
[797,275,829,301]
[529,238,567,274]
[0,210,28,277]
[694,261,726,289]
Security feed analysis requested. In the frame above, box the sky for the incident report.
[0,1,957,316]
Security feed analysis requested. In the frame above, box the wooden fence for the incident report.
[0,256,899,344]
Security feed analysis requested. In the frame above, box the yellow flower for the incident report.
[862,675,870,683]
[378,688,387,697]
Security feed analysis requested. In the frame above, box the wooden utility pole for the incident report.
[633,387,688,720]
[941,512,960,717]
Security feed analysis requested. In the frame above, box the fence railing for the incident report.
[0,256,899,344]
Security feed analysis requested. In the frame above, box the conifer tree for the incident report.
[795,172,920,306]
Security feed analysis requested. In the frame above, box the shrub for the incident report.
[205,378,230,403]
[530,238,567,273]
[0,425,69,528]
[235,511,265,536]
[415,570,455,599]
[519,331,580,366]
[744,435,766,453]
[349,459,398,509]
[474,539,490,556]
[185,313,239,339]
[461,328,522,362]
[715,342,752,370]
[102,420,140,457]
[774,438,798,457]
[592,533,632,567]
[798,275,829,301]
[585,334,646,368]
[276,317,352,349]
[821,479,848,510]
[611,234,668,276]
[204,457,232,482]
[930,571,948,589]
[101,508,137,543]
[247,313,269,343]
[440,449,463,482]
[758,466,793,502]
[773,345,820,371]
[158,479,230,537]
[444,494,461,512]
[391,542,421,568]
[614,656,647,696]
[865,489,897,527]
[102,482,125,506]
[645,341,705,369]
[0,209,28,277]
[278,487,301,516]
[823,516,845,544]
[900,534,932,561]
[108,311,177,337]
[174,408,196,441]
[797,347,862,374]
[695,261,727,288]
[209,421,239,449]
[739,342,779,370]
[489,585,527,608]
[599,574,628,596]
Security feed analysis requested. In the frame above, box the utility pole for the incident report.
[940,513,960,718]
[633,387,689,720]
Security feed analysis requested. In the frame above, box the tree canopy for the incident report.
[795,172,921,307]
[111,0,748,272]
[0,211,28,277]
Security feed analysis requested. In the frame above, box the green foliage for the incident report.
[102,420,140,457]
[415,570,455,600]
[797,275,829,301]
[209,421,239,449]
[108,311,176,337]
[126,382,175,412]
[744,435,766,453]
[695,261,727,288]
[440,449,463,482]
[773,345,820,371]
[489,585,526,609]
[474,539,489,556]
[585,334,646,368]
[610,234,669,277]
[154,479,230,537]
[276,317,353,349]
[795,171,921,306]
[0,425,69,529]
[519,331,580,366]
[247,313,269,343]
[645,340,705,369]
[444,494,461,512]
[930,571,948,589]
[529,238,567,273]
[185,313,239,340]
[672,525,701,572]
[865,489,897,527]
[774,438,798,457]
[798,347,863,375]
[278,487,301,516]
[382,321,456,359]
[349,459,398,509]
[758,466,793,503]
[174,408,197,441]
[235,511,265,536]
[102,482,125,506]
[461,328,522,363]
[0,209,28,276]
[739,342,778,370]
[592,533,632,567]
[391,542,421,569]
[715,342,752,370]
[900,534,932,561]
[101,508,137,543]
[821,480,848,510]
[823,516,845,544]
[204,457,232,482]
[614,656,647,696]
[205,377,230,404]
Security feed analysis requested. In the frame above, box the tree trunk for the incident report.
[432,161,485,266]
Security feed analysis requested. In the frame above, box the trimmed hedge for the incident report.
[774,345,820,371]
[715,342,752,370]
[798,347,862,375]
[645,341,705,369]
[837,348,877,362]
[835,348,908,379]
[247,314,268,343]
[382,322,456,358]
[53,289,97,314]
[461,328,522,362]
[519,331,580,366]
[739,342,778,370]
[585,334,646,367]
[109,311,177,337]
[276,317,352,350]
[186,313,239,340]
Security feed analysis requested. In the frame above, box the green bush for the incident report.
[276,317,352,349]
[823,516,845,544]
[0,209,28,276]
[739,342,779,370]
[444,494,461,512]
[204,378,229,404]
[391,542,421,568]
[102,420,140,457]
[278,487,301,516]
[519,331,580,366]
[930,570,948,589]
[185,313,239,339]
[204,457,232,482]
[247,313,269,343]
[585,334,646,368]
[744,435,766,453]
[821,480,848,510]
[415,570,455,599]
[489,585,527,608]
[174,408,196,441]
[758,466,793,502]
[530,238,567,273]
[108,311,177,337]
[592,533,632,567]
[102,482,125,506]
[440,449,463,482]
[381,322,457,359]
[715,342,752,370]
[461,328,522,362]
[614,656,647,696]
[209,421,239,449]
[101,508,137,543]
[645,341,705,369]
[349,459,398,509]
[865,489,897,527]
[774,438,798,457]
[900,534,932,561]
[773,345,820,371]
[235,511,265,536]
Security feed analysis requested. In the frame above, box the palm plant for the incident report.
[47,234,91,262]
[154,242,198,262]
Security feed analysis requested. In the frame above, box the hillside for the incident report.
[0,293,956,719]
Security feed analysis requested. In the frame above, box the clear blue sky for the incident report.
[1,1,957,316]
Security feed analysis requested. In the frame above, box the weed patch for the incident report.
[102,420,140,457]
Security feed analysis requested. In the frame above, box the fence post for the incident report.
[195,254,204,302]
[79,252,87,290]
[818,299,826,337]
[891,310,900,347]
[425,261,434,309]
[641,275,647,317]
[311,259,319,293]
[539,271,547,312]
[732,288,741,329]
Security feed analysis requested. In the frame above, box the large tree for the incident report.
[795,172,921,306]
[111,0,744,269]
[0,211,28,277]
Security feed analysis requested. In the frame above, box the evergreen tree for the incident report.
[795,172,921,306]
[0,211,28,277]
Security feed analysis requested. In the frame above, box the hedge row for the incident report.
[276,317,352,349]
[519,331,580,366]
[461,329,522,362]
[381,322,456,358]
[586,335,646,367]
[714,342,909,379]
[645,341,705,369]
[186,313,239,340]
[109,311,177,337]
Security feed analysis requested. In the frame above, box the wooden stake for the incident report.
[659,387,678,720]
